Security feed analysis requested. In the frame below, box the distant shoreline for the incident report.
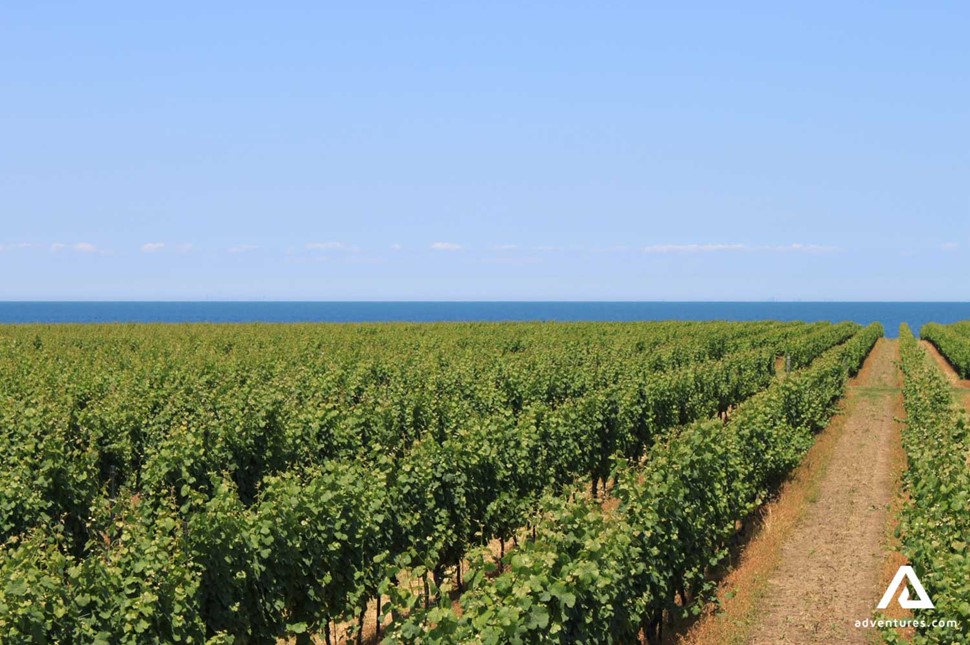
[1,301,968,336]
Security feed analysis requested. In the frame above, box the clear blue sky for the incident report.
[2,3,968,300]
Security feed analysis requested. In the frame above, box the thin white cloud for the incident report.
[390,243,403,251]
[51,242,102,254]
[306,241,358,251]
[492,244,518,251]
[228,244,258,253]
[431,242,462,251]
[0,242,31,251]
[141,242,165,253]
[644,243,746,253]
[643,243,838,254]
[941,242,959,251]
[176,243,194,254]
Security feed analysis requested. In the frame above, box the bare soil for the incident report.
[685,339,903,645]
[743,339,902,644]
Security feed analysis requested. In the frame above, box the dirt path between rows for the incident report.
[742,338,903,644]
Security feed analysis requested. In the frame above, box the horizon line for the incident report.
[1,300,968,305]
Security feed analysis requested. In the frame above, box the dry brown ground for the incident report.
[685,338,905,645]
[749,339,901,643]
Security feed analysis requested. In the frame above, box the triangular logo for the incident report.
[877,565,934,609]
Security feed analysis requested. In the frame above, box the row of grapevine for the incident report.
[383,323,883,643]
[939,320,970,338]
[0,322,794,544]
[920,322,970,378]
[0,321,857,553]
[0,323,842,550]
[892,325,970,643]
[0,321,860,642]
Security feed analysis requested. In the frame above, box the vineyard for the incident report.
[892,324,970,643]
[0,318,912,644]
[920,321,970,379]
